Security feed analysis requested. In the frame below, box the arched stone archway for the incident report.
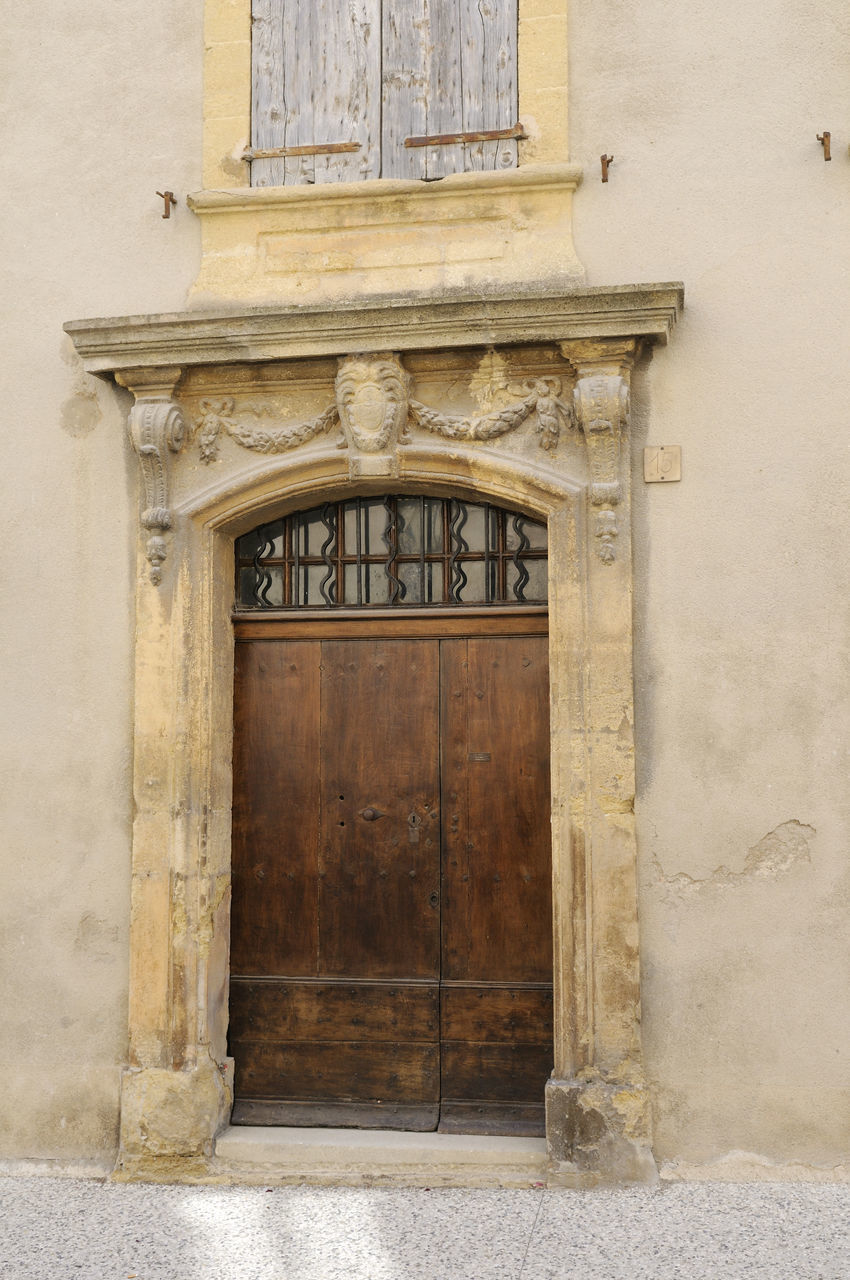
[66,284,682,1184]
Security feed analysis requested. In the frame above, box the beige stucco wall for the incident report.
[0,0,204,1165]
[2,0,850,1175]
[567,0,850,1172]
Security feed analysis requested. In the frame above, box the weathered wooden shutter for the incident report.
[251,0,517,187]
[251,0,381,186]
[382,0,518,180]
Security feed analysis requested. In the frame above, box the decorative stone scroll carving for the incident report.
[561,342,635,565]
[118,367,186,584]
[573,373,629,565]
[573,374,629,511]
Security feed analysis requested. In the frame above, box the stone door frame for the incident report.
[66,283,683,1184]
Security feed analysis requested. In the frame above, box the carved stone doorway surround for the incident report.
[66,284,683,1185]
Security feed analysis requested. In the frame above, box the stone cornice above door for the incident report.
[66,282,683,590]
[65,282,683,378]
[65,284,682,582]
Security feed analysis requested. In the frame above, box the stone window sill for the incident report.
[187,162,585,309]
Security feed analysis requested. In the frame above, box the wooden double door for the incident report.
[229,615,553,1134]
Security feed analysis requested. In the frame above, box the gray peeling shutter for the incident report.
[251,0,381,186]
[382,0,518,180]
[251,0,516,187]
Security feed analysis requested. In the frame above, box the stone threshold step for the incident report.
[214,1126,549,1188]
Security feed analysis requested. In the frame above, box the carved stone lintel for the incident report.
[190,358,577,472]
[561,342,636,565]
[118,367,186,585]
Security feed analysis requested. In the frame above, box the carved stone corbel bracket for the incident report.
[116,366,186,584]
[559,341,637,564]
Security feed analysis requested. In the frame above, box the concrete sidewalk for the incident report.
[2,1175,849,1279]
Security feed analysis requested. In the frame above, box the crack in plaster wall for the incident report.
[652,820,816,896]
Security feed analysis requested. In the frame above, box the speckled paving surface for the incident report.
[1,1177,849,1279]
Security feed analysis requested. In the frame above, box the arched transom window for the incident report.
[235,495,547,610]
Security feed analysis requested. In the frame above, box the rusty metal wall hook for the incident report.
[156,190,178,218]
[816,133,831,161]
[601,154,614,182]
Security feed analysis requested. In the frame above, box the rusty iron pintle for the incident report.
[156,191,178,218]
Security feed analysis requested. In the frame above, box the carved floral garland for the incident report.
[195,398,340,459]
[192,378,573,462]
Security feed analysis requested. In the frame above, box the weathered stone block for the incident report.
[546,1074,658,1186]
[119,1062,231,1160]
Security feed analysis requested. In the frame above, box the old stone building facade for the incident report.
[1,0,849,1185]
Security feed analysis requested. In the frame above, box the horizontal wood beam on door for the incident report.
[233,610,548,641]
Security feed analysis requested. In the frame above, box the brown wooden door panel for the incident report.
[440,1042,553,1104]
[438,635,552,1133]
[440,635,552,984]
[232,1100,440,1130]
[229,625,553,1133]
[231,640,321,975]
[319,639,441,980]
[440,985,553,1044]
[229,978,439,1042]
[437,1102,544,1136]
[232,1039,439,1104]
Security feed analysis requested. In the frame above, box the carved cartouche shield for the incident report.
[335,354,410,454]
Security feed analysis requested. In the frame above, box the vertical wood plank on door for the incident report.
[382,0,427,178]
[319,639,441,979]
[441,635,551,982]
[231,640,321,974]
[439,634,552,1132]
[460,0,517,171]
[313,0,381,183]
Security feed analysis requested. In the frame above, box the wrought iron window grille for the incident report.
[235,496,547,611]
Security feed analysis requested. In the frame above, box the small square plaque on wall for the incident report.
[644,446,682,482]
